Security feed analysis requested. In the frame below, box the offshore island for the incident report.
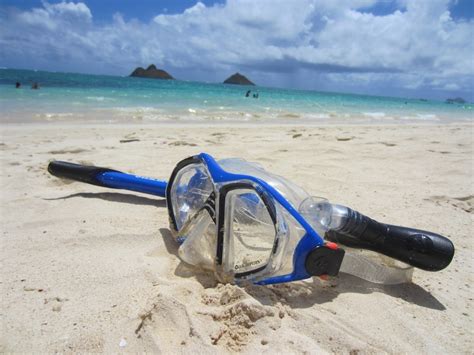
[130,64,255,86]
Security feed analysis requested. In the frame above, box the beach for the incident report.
[1,122,472,353]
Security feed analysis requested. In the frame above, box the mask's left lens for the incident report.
[169,162,213,231]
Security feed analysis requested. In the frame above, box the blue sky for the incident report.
[0,0,473,100]
[1,0,226,22]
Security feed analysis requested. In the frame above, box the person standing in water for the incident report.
[245,90,251,97]
[15,82,21,88]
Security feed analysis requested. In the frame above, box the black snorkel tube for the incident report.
[323,205,454,271]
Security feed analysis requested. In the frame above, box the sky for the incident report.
[0,0,473,101]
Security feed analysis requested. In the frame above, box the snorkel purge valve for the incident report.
[48,153,455,286]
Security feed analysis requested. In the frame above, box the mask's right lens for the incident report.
[169,162,213,231]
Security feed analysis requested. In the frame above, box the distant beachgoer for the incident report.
[15,82,21,88]
[245,90,251,97]
[253,92,259,99]
[32,82,39,89]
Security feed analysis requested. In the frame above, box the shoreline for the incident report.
[1,117,473,127]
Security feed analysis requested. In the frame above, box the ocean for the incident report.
[0,68,471,124]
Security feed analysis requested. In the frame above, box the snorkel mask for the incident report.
[48,153,455,286]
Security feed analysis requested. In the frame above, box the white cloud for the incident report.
[443,83,460,90]
[0,0,472,99]
[16,1,91,30]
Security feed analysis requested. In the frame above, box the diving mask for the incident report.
[165,153,454,285]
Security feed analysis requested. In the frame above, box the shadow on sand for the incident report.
[44,191,166,207]
[242,274,446,311]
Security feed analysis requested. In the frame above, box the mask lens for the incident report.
[224,189,276,276]
[170,163,214,231]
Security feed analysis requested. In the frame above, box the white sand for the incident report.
[1,123,472,353]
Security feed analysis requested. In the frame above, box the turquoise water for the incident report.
[0,68,472,123]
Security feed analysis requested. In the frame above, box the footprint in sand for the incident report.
[428,195,474,213]
[44,296,69,312]
[204,139,220,145]
[207,133,226,144]
[169,141,197,147]
[427,150,452,154]
[48,148,90,154]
